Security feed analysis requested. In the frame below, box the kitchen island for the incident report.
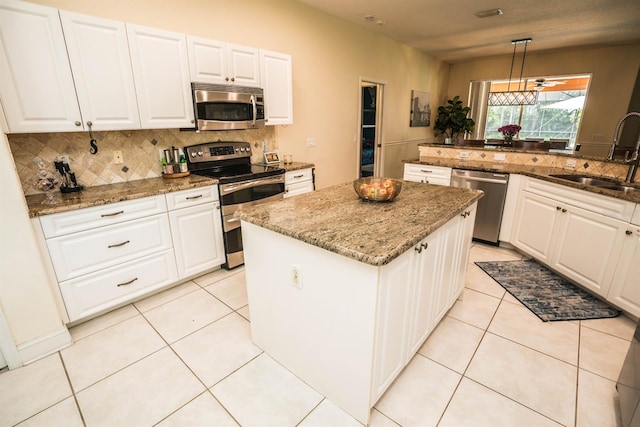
[236,181,483,424]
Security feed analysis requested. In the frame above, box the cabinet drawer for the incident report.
[47,214,172,281]
[284,180,314,198]
[165,185,219,210]
[523,177,635,221]
[285,168,313,184]
[403,163,452,181]
[632,204,640,227]
[39,195,167,238]
[60,250,178,322]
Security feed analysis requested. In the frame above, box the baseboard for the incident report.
[17,327,72,365]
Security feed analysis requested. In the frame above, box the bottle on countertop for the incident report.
[179,154,188,172]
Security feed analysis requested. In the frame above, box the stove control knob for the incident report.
[197,151,203,156]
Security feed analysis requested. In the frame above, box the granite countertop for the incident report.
[408,157,640,204]
[26,161,317,217]
[26,174,218,217]
[235,181,483,266]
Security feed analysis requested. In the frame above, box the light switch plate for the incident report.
[459,151,470,158]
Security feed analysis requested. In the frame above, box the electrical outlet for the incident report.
[592,133,604,141]
[565,158,577,168]
[291,264,303,289]
[306,137,316,147]
[493,153,506,161]
[459,151,470,158]
[113,150,124,164]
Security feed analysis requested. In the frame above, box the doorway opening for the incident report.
[359,80,384,178]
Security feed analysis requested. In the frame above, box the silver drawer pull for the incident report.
[419,170,433,173]
[116,277,138,287]
[293,174,304,178]
[108,240,130,248]
[186,194,203,200]
[101,210,124,217]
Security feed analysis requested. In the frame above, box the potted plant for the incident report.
[434,96,475,143]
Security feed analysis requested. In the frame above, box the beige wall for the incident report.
[447,43,640,157]
[27,0,446,186]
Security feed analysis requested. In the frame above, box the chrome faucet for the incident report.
[607,112,640,183]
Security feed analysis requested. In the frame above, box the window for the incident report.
[483,75,590,148]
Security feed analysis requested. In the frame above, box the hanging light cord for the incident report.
[507,42,517,92]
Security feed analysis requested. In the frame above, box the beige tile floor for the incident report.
[1,243,635,427]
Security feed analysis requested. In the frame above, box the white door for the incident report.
[168,202,225,278]
[186,35,227,85]
[226,43,261,87]
[0,0,82,132]
[127,23,194,129]
[260,49,293,125]
[60,11,140,130]
[551,205,628,297]
[608,226,640,317]
[512,192,561,263]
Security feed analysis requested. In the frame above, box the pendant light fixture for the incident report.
[488,38,538,106]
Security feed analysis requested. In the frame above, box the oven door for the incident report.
[219,175,285,216]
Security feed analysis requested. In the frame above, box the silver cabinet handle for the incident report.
[101,210,124,217]
[419,170,433,173]
[186,195,203,200]
[294,174,304,178]
[108,240,130,248]
[75,121,82,126]
[117,277,138,287]
[626,230,633,236]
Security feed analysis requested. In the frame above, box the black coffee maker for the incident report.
[54,158,84,193]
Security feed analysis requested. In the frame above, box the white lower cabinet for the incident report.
[60,250,177,321]
[608,226,640,316]
[284,168,314,198]
[38,185,224,323]
[403,163,452,186]
[372,202,476,403]
[511,176,635,300]
[169,201,225,279]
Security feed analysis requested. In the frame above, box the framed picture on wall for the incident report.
[263,151,280,164]
[410,90,432,127]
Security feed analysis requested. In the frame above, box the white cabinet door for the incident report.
[372,249,413,402]
[169,202,225,278]
[407,231,443,356]
[608,226,640,317]
[0,0,82,132]
[512,191,561,263]
[227,43,261,87]
[260,49,293,125]
[550,205,627,297]
[186,35,227,85]
[127,23,194,128]
[451,204,477,300]
[60,11,140,130]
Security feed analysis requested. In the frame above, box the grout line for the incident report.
[58,351,87,427]
[575,322,583,427]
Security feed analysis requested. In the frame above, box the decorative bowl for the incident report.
[353,177,402,202]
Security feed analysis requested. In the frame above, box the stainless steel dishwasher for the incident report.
[451,169,509,244]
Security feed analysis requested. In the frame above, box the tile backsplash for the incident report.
[9,127,277,195]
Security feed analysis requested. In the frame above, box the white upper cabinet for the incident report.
[260,49,293,125]
[127,23,194,129]
[59,11,140,130]
[187,35,227,84]
[0,0,82,132]
[186,36,261,87]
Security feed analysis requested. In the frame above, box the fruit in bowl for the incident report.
[353,177,402,202]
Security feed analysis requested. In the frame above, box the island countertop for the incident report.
[235,181,483,266]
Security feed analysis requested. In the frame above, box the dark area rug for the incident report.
[475,259,620,322]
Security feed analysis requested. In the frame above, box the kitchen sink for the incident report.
[549,174,639,193]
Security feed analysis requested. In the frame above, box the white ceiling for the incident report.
[295,0,640,62]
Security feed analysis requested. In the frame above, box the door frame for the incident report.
[358,77,385,178]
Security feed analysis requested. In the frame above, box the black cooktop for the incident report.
[191,163,284,184]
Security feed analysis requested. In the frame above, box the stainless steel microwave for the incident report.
[191,83,265,131]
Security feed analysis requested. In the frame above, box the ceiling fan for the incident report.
[528,78,566,91]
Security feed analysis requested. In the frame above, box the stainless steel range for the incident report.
[184,141,285,269]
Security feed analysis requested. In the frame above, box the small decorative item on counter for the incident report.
[283,154,293,164]
[498,124,521,143]
[161,147,190,178]
[353,177,402,202]
[31,161,62,205]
